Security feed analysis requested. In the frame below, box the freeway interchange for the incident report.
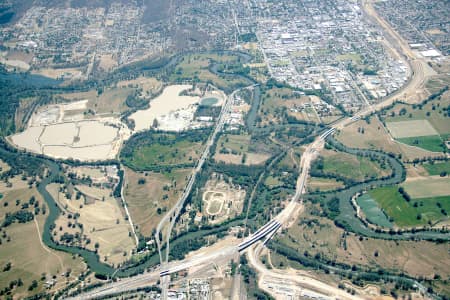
[70,67,427,299]
[69,1,433,298]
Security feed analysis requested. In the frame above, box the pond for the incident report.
[200,97,219,106]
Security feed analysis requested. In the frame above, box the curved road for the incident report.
[70,1,437,298]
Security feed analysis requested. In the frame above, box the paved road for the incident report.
[245,1,436,298]
[67,246,238,300]
[157,85,255,298]
[70,1,434,298]
[248,243,364,300]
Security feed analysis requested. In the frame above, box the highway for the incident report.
[244,1,437,298]
[247,242,365,300]
[156,85,256,298]
[69,1,434,298]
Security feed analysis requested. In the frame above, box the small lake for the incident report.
[200,97,219,106]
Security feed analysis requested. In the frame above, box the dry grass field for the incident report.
[386,120,438,138]
[386,102,450,138]
[47,183,135,266]
[307,177,344,192]
[0,159,11,174]
[214,152,270,166]
[258,87,311,125]
[168,53,247,91]
[66,166,105,179]
[0,176,32,194]
[98,54,118,71]
[342,235,450,278]
[59,85,137,115]
[117,76,162,97]
[0,188,86,298]
[91,88,134,114]
[401,177,450,198]
[425,74,450,95]
[124,167,191,237]
[214,134,271,166]
[32,67,83,79]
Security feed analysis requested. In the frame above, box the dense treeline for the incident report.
[2,211,34,227]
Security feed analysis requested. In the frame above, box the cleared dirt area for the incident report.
[129,84,200,131]
[201,173,245,224]
[10,100,132,161]
[402,177,450,198]
[386,120,438,138]
[98,54,118,71]
[0,188,86,297]
[123,167,191,237]
[0,159,11,174]
[308,177,344,192]
[12,120,124,161]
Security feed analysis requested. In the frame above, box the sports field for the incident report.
[386,120,438,138]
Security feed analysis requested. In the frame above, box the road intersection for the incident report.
[69,1,432,298]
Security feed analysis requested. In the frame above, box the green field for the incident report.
[369,187,450,227]
[124,140,201,170]
[218,134,251,153]
[200,97,218,106]
[423,161,450,175]
[121,130,210,171]
[397,135,445,152]
[356,194,393,228]
[320,150,388,182]
[265,175,283,189]
[168,53,252,93]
